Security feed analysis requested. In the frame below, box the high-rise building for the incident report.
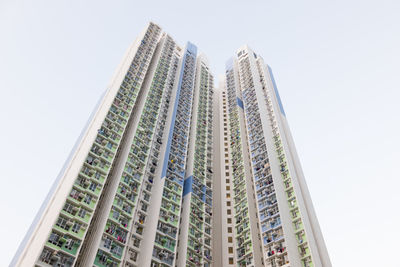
[212,46,331,267]
[11,23,331,267]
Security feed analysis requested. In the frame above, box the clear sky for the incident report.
[1,0,400,266]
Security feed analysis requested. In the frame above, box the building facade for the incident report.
[11,23,331,267]
[213,46,331,267]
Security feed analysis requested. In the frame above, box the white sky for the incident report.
[1,0,400,266]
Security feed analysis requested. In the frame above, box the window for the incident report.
[99,160,106,168]
[89,182,97,192]
[107,142,113,149]
[103,238,112,249]
[228,247,233,253]
[228,237,233,243]
[56,217,69,230]
[227,218,232,223]
[63,202,74,214]
[111,244,123,256]
[48,232,60,246]
[82,166,90,175]
[71,222,82,233]
[39,248,53,263]
[84,194,92,205]
[113,209,120,220]
[78,208,87,218]
[227,209,231,215]
[227,201,231,206]
[69,189,80,200]
[86,155,94,165]
[95,172,101,180]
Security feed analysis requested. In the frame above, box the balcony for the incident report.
[152,247,174,266]
[94,249,120,267]
[38,248,75,267]
[104,222,127,244]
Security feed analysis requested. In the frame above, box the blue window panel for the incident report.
[225,57,234,71]
[237,97,244,109]
[267,65,286,117]
[161,43,197,178]
[183,176,193,197]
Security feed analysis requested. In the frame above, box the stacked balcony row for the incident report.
[124,40,179,267]
[242,84,286,267]
[37,23,161,267]
[151,46,197,267]
[185,66,213,267]
[94,37,178,267]
[255,59,310,267]
[225,66,255,267]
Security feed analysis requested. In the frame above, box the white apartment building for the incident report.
[10,24,331,267]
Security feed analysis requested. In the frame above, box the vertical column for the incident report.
[89,35,180,267]
[237,49,289,267]
[211,79,224,267]
[176,55,214,267]
[34,23,162,267]
[258,62,331,267]
[118,38,181,267]
[225,57,265,267]
[216,76,239,266]
[143,42,197,267]
[126,44,182,267]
